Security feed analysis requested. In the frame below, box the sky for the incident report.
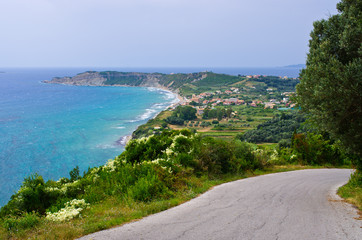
[0,0,340,68]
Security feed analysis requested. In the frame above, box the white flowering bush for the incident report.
[104,159,116,172]
[46,199,89,222]
[268,150,278,162]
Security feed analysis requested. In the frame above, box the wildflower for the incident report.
[105,159,116,172]
[46,199,90,222]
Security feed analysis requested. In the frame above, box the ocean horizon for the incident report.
[0,66,302,207]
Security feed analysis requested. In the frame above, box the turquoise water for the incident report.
[0,67,301,207]
[0,68,177,206]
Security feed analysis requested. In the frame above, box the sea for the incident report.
[0,67,302,207]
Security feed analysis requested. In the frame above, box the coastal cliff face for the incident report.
[44,71,107,86]
[43,71,209,92]
[44,71,172,89]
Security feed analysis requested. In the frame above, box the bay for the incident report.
[0,66,302,207]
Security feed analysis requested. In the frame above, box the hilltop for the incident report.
[44,71,299,96]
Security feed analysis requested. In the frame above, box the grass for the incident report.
[338,171,362,213]
[0,166,316,240]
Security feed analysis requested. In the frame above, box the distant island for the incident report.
[283,64,306,68]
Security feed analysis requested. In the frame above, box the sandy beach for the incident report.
[116,86,183,146]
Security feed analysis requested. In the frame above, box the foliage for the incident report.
[196,137,235,174]
[0,174,53,216]
[165,116,184,125]
[193,72,241,87]
[295,0,362,167]
[69,166,81,182]
[338,171,362,210]
[239,111,306,143]
[2,212,40,233]
[100,71,148,86]
[0,129,268,221]
[251,75,299,92]
[166,106,196,125]
[46,199,90,222]
[172,106,197,121]
[291,132,346,166]
[203,108,226,120]
[233,141,263,170]
[0,125,355,238]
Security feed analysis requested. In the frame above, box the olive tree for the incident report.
[296,0,361,168]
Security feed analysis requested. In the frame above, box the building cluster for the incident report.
[179,88,295,115]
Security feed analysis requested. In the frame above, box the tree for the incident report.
[217,109,223,121]
[173,106,197,121]
[295,0,362,168]
[226,108,233,118]
[69,166,80,181]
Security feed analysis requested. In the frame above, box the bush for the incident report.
[278,139,291,149]
[2,212,40,232]
[166,116,184,125]
[196,137,235,174]
[291,133,345,166]
[0,174,58,216]
[200,121,211,128]
[233,141,262,170]
[129,172,170,202]
[246,117,253,122]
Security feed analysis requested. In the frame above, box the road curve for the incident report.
[79,169,361,240]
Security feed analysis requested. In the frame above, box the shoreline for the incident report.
[43,79,183,147]
[111,86,183,147]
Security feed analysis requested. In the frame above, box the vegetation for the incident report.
[293,0,361,219]
[338,171,362,212]
[166,106,197,125]
[0,129,293,239]
[295,0,362,169]
[239,111,306,143]
[0,126,355,238]
[4,3,360,235]
[247,75,299,92]
[100,71,148,86]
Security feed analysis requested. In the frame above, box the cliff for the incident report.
[43,71,209,91]
[44,71,107,86]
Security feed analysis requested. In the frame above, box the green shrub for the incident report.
[246,117,253,122]
[129,172,169,202]
[196,137,235,174]
[2,212,40,232]
[291,133,345,166]
[233,141,262,170]
[0,174,57,216]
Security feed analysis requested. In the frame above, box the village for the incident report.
[180,78,296,116]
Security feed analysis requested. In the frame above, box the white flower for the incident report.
[46,199,90,222]
[92,174,99,183]
[165,148,174,156]
[105,159,116,172]
[90,167,99,174]
[45,187,61,193]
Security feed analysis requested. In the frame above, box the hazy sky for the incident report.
[0,0,340,68]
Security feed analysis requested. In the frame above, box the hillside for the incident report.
[44,71,299,95]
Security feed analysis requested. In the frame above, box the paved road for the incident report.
[80,169,361,240]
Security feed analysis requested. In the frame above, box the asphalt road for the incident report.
[79,169,361,240]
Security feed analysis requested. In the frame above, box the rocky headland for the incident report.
[43,71,210,94]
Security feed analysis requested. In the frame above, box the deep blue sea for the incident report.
[0,67,302,206]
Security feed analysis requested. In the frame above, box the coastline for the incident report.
[43,78,183,147]
[116,86,183,146]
